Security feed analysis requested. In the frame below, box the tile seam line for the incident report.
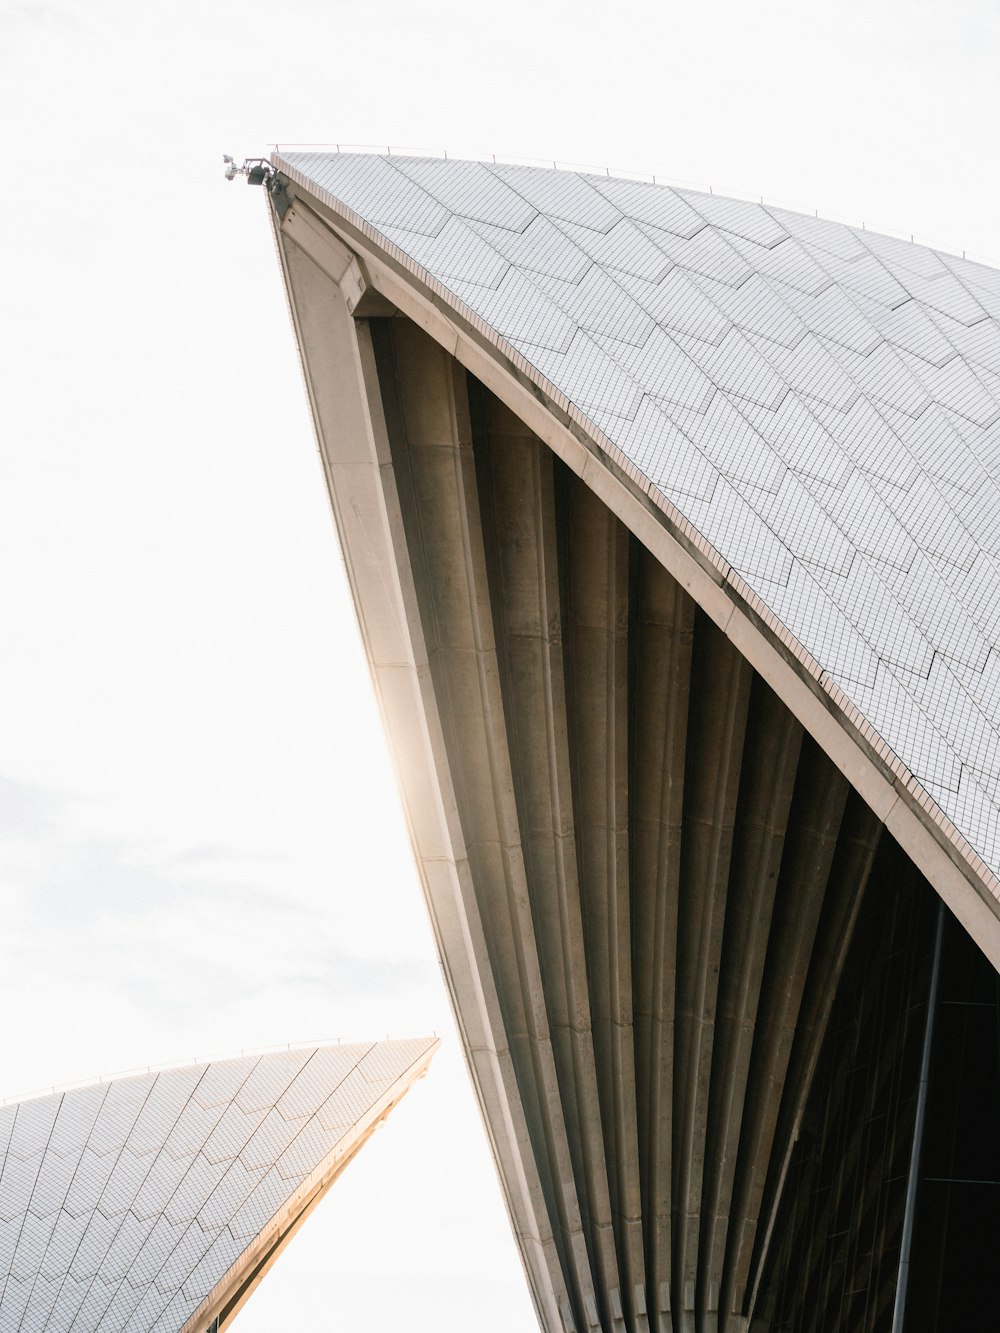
[114,1049,331,1333]
[1,1095,63,1317]
[59,1057,267,1333]
[178,1041,438,1333]
[13,1080,116,1333]
[31,1074,163,1333]
[116,1042,407,1333]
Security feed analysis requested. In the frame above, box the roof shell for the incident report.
[0,1038,437,1332]
[277,151,1000,888]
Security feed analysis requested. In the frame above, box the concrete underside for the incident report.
[371,316,885,1332]
[269,185,995,1333]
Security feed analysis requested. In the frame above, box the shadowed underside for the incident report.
[371,317,884,1330]
[265,155,1000,1332]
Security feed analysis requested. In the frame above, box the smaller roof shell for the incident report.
[0,1038,437,1332]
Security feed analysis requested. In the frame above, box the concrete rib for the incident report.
[630,551,694,1333]
[563,475,646,1332]
[725,753,871,1319]
[377,321,586,1328]
[697,685,803,1331]
[479,424,624,1330]
[743,789,882,1323]
[672,617,753,1332]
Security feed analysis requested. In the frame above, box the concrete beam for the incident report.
[475,402,623,1331]
[698,687,802,1329]
[672,620,752,1331]
[630,549,694,1333]
[564,477,646,1332]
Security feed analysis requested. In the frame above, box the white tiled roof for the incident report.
[0,1039,435,1331]
[280,151,1000,880]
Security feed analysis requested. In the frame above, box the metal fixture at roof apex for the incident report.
[223,154,273,186]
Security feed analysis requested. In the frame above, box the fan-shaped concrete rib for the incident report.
[0,1040,437,1332]
[265,154,1000,1333]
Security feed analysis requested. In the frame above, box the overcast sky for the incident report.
[2,0,998,1328]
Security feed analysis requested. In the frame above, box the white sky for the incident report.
[1,0,998,1328]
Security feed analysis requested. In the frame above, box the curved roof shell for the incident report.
[0,1039,437,1332]
[276,151,1000,908]
[265,153,1000,1332]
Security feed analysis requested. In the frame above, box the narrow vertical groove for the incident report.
[726,743,849,1321]
[477,400,622,1329]
[698,684,803,1330]
[380,324,581,1329]
[564,476,645,1331]
[754,860,932,1331]
[730,770,882,1322]
[631,548,694,1333]
[673,615,753,1331]
[746,789,885,1322]
[893,901,943,1332]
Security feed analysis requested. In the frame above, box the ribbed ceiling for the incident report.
[366,315,885,1329]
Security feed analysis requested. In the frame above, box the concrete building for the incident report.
[263,151,1000,1332]
[0,1039,437,1331]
